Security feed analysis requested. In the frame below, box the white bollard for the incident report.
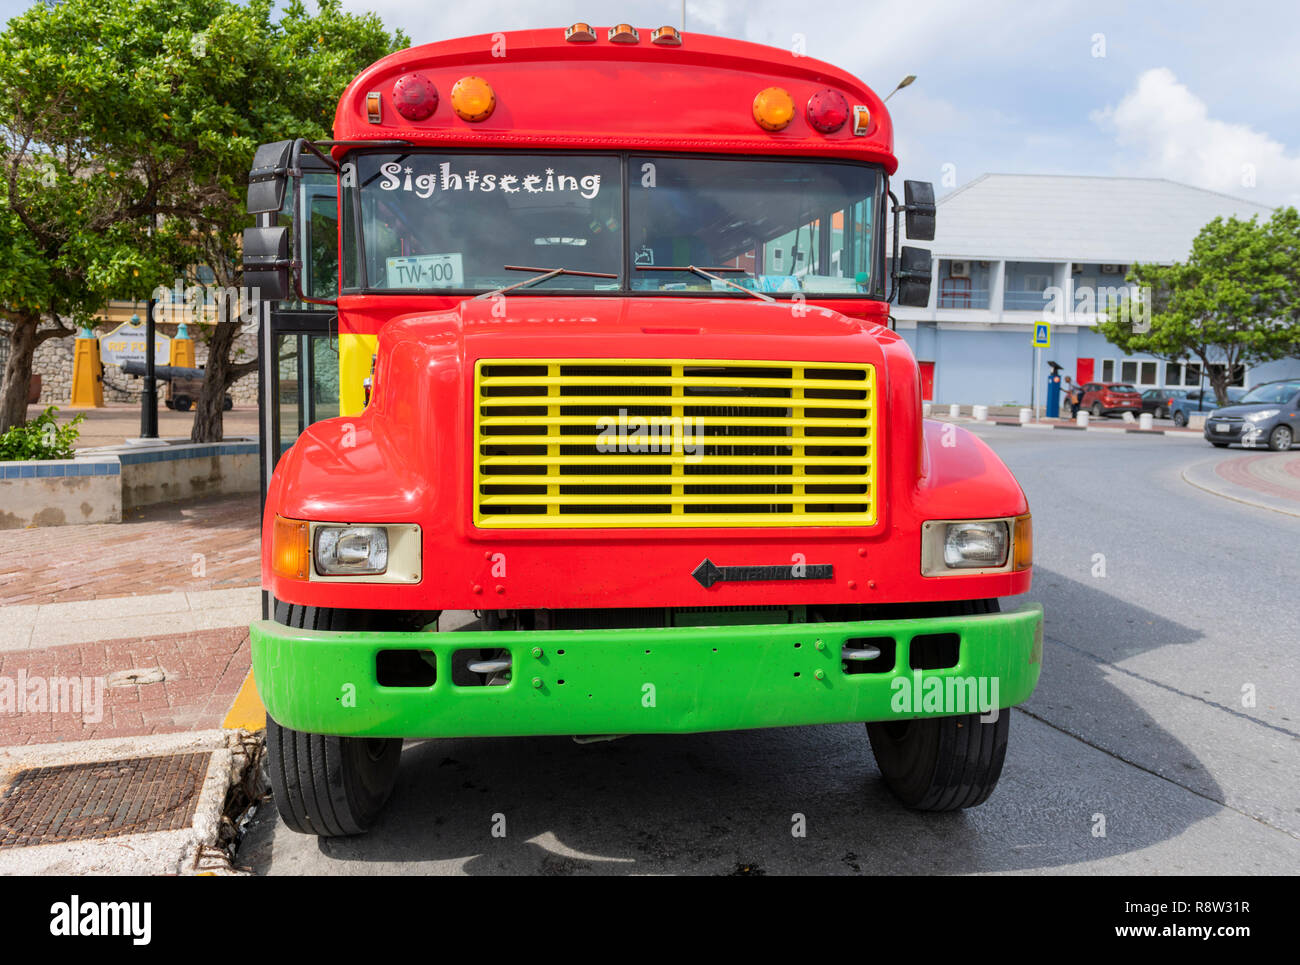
[948,403,961,419]
[1076,411,1089,428]
[972,404,989,422]
[1019,407,1032,424]
[1121,411,1136,424]
[922,403,932,417]
[1139,412,1153,430]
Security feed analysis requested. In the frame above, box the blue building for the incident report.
[890,174,1297,406]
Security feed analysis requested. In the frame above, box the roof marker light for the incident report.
[608,24,640,43]
[451,76,496,122]
[807,89,849,133]
[651,25,682,45]
[565,23,596,42]
[852,105,872,135]
[366,91,382,124]
[752,86,794,131]
[392,73,438,121]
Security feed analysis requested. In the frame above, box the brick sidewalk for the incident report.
[0,627,249,746]
[0,491,262,749]
[0,492,260,606]
[1214,452,1300,504]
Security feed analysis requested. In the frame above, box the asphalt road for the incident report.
[238,427,1300,875]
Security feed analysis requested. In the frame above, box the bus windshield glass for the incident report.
[629,156,879,295]
[347,152,881,296]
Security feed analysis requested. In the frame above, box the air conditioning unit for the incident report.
[949,261,970,279]
[1100,264,1123,274]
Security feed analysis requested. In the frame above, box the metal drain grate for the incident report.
[0,752,210,848]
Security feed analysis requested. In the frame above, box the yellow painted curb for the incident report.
[223,669,266,731]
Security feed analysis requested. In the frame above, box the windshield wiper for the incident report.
[474,264,618,299]
[635,265,775,302]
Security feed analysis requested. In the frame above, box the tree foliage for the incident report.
[1098,207,1300,404]
[0,0,407,437]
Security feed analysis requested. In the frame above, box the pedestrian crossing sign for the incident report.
[1033,322,1051,348]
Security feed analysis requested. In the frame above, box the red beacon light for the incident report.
[807,89,849,134]
[392,73,439,121]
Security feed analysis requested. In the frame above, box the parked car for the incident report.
[1079,381,1142,417]
[1170,387,1246,426]
[1202,379,1300,450]
[1140,388,1188,419]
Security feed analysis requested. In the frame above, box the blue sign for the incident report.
[1033,322,1051,348]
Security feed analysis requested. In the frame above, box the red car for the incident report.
[1080,381,1142,417]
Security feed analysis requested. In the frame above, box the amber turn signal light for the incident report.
[753,86,794,131]
[272,515,310,580]
[1013,513,1033,570]
[451,76,496,122]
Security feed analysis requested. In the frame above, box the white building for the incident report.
[890,174,1294,406]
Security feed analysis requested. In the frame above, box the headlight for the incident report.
[921,516,1029,576]
[314,526,388,575]
[1244,409,1279,422]
[943,521,1009,568]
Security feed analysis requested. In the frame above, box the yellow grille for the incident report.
[473,359,877,528]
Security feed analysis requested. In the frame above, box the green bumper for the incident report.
[250,604,1043,738]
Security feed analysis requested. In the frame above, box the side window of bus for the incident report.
[300,175,338,301]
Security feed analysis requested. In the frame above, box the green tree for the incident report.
[1098,207,1300,405]
[0,0,406,439]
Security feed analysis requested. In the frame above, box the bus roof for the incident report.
[333,26,896,172]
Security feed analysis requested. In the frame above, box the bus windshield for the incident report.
[346,152,882,296]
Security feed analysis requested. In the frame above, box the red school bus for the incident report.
[243,23,1041,836]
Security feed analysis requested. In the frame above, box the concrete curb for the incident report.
[0,728,259,875]
[1181,456,1300,519]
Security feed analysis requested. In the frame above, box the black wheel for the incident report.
[1269,425,1294,451]
[866,599,1010,811]
[1090,402,1103,418]
[1172,410,1188,427]
[222,396,234,411]
[1153,407,1164,419]
[263,598,418,836]
[1211,442,1229,448]
[173,396,192,412]
[266,716,401,837]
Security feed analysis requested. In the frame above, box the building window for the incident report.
[1101,359,1115,381]
[1121,360,1158,385]
[1003,261,1056,312]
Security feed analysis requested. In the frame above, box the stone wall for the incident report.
[10,324,260,408]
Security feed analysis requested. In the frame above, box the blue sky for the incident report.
[5,0,1298,205]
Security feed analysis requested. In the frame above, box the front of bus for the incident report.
[249,27,1040,826]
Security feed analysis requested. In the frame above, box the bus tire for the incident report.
[173,396,192,412]
[265,598,407,836]
[865,597,1010,811]
[266,716,401,837]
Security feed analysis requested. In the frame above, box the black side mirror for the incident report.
[247,140,295,215]
[243,226,291,301]
[904,180,936,241]
[896,246,932,307]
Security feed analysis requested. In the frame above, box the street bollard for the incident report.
[948,403,961,418]
[1019,407,1032,424]
[972,404,988,421]
[922,403,931,417]
[1139,413,1153,430]
[1076,411,1089,428]
[1121,411,1136,424]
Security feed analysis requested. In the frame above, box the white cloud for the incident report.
[1093,67,1300,206]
